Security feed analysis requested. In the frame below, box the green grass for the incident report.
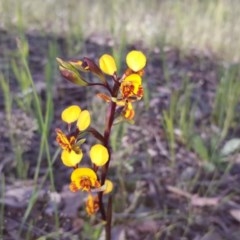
[1,0,240,61]
[159,52,240,170]
[0,36,62,238]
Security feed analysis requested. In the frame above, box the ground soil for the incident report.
[0,29,240,240]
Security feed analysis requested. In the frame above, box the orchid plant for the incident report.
[55,50,146,238]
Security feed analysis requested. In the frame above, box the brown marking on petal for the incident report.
[86,195,99,215]
[79,177,92,192]
[94,180,101,189]
[137,86,144,98]
[123,108,135,120]
[55,128,72,152]
[124,68,133,76]
[122,83,135,98]
[124,68,144,77]
[69,182,78,192]
[137,69,145,76]
[69,136,76,146]
[121,101,135,120]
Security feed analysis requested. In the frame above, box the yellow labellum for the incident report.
[120,74,142,98]
[61,105,81,124]
[90,144,109,166]
[61,149,83,167]
[76,110,91,131]
[70,167,100,192]
[123,73,142,86]
[71,167,97,186]
[126,50,146,72]
[99,54,117,75]
[71,167,97,181]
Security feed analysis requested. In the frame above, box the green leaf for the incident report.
[76,138,86,145]
[191,135,209,161]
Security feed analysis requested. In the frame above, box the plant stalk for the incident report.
[98,81,119,239]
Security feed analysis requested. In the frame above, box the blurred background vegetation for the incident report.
[1,0,240,61]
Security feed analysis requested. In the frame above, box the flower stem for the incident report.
[98,81,119,235]
[87,127,105,143]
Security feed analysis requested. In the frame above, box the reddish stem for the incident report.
[98,81,119,222]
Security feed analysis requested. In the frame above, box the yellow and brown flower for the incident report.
[69,168,101,192]
[56,105,91,167]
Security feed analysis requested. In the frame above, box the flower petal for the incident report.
[55,128,72,151]
[71,167,97,182]
[90,144,109,166]
[124,74,142,86]
[76,110,91,131]
[122,102,135,120]
[85,194,99,215]
[120,74,142,98]
[126,50,146,72]
[103,179,114,194]
[99,54,117,75]
[70,167,99,192]
[61,149,83,167]
[61,105,81,124]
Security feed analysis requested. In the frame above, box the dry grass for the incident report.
[0,0,240,61]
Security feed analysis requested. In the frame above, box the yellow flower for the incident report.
[85,194,99,215]
[97,87,139,121]
[56,106,91,168]
[99,54,117,75]
[96,51,146,122]
[120,74,143,99]
[56,129,83,167]
[61,149,83,167]
[61,105,91,131]
[69,168,101,192]
[90,144,109,166]
[126,50,146,72]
